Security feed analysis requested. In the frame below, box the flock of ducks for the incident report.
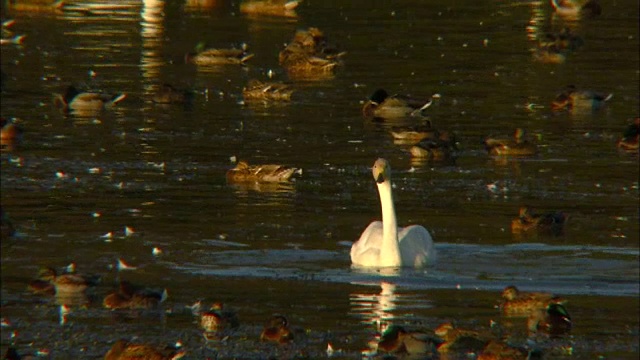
[0,0,638,358]
[13,257,573,359]
[362,285,572,358]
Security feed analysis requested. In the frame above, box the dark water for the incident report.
[1,0,638,358]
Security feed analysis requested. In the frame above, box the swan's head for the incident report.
[372,158,390,184]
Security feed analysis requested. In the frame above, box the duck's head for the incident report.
[103,292,129,309]
[518,206,533,220]
[38,267,57,282]
[369,89,389,105]
[372,158,390,184]
[63,85,81,104]
[547,303,571,321]
[265,314,288,329]
[501,285,520,300]
[194,41,207,54]
[235,161,250,170]
[551,85,577,111]
[623,118,640,138]
[434,322,455,337]
[377,325,407,351]
[209,302,224,312]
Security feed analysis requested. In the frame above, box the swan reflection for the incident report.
[351,282,438,356]
[350,282,398,333]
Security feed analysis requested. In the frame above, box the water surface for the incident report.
[1,0,638,358]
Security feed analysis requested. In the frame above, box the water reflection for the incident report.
[184,0,221,12]
[350,282,398,333]
[228,181,296,195]
[141,0,165,101]
[6,0,64,14]
[240,0,300,19]
[59,1,140,22]
[1,0,638,357]
[525,0,545,42]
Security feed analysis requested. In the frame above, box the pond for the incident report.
[1,0,638,358]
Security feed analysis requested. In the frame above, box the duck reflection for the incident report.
[240,0,301,19]
[184,0,222,12]
[229,181,296,195]
[6,0,64,14]
[486,156,523,177]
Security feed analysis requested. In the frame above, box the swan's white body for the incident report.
[350,158,436,268]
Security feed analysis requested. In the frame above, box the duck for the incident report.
[389,124,437,145]
[242,79,294,101]
[278,42,340,76]
[1,206,16,238]
[511,206,568,236]
[540,27,584,52]
[477,339,534,360]
[28,266,99,295]
[617,118,639,152]
[551,85,612,113]
[278,27,344,77]
[260,315,293,344]
[528,303,572,337]
[103,280,168,310]
[185,42,254,65]
[434,322,489,354]
[550,0,602,19]
[532,44,567,64]
[484,128,537,156]
[288,27,345,59]
[1,117,23,150]
[239,0,300,17]
[499,285,566,316]
[362,89,433,119]
[152,83,193,104]
[53,85,126,114]
[377,325,439,356]
[200,302,239,338]
[226,161,301,183]
[410,131,457,161]
[532,28,584,65]
[350,158,436,268]
[104,339,186,360]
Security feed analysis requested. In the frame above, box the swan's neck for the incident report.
[378,180,401,267]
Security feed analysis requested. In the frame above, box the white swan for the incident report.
[350,158,436,268]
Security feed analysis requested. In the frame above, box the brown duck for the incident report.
[511,206,567,235]
[499,285,566,317]
[226,161,300,183]
[260,315,293,344]
[104,339,185,360]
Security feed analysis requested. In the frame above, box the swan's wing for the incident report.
[350,221,383,267]
[398,225,436,267]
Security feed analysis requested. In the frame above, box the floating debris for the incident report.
[124,226,135,237]
[117,258,137,271]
